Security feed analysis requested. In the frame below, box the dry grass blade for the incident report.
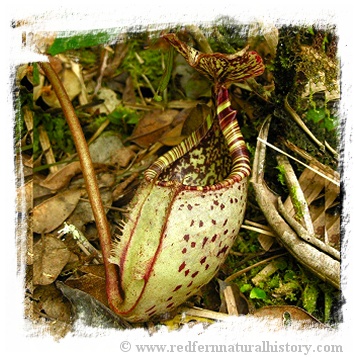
[257,137,339,187]
[225,253,287,283]
[223,286,239,316]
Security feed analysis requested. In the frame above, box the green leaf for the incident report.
[324,116,338,131]
[250,287,267,300]
[306,107,326,123]
[107,106,140,125]
[240,284,252,293]
[275,258,288,270]
[47,30,117,56]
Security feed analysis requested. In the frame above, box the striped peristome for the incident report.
[109,33,264,322]
[216,86,251,183]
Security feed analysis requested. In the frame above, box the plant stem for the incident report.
[39,60,123,307]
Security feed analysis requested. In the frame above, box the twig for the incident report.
[241,223,275,237]
[93,47,111,96]
[38,125,58,173]
[87,118,110,146]
[251,259,282,286]
[223,286,239,316]
[324,140,339,159]
[276,154,315,235]
[225,253,287,282]
[186,25,213,53]
[179,306,230,321]
[284,94,325,152]
[141,73,158,97]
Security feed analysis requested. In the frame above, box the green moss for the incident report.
[302,284,319,315]
[276,164,287,186]
[120,38,164,96]
[33,112,75,161]
[290,185,304,219]
[67,48,99,66]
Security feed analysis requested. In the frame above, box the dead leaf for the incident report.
[67,190,112,231]
[79,264,106,278]
[159,103,212,146]
[33,234,71,285]
[33,188,82,233]
[33,283,71,322]
[89,132,124,164]
[65,271,108,307]
[16,180,33,213]
[252,305,325,330]
[40,161,82,191]
[90,87,121,115]
[258,234,275,251]
[112,172,139,202]
[129,109,179,147]
[41,68,82,108]
[181,103,211,137]
[34,178,54,201]
[159,123,186,146]
[110,146,136,168]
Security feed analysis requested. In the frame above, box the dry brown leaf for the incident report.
[129,109,179,147]
[160,104,212,146]
[110,146,136,168]
[159,123,186,146]
[66,190,112,231]
[79,264,106,278]
[65,271,108,307]
[33,283,71,321]
[112,172,139,202]
[41,68,82,108]
[33,179,54,201]
[40,161,82,191]
[33,188,82,233]
[181,104,211,137]
[252,305,324,329]
[33,234,71,285]
[257,234,275,251]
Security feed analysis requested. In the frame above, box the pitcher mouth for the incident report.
[144,85,251,192]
